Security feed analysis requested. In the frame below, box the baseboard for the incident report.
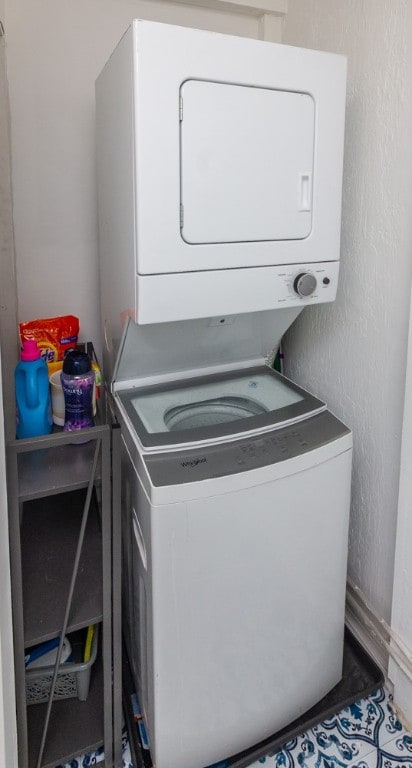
[388,660,412,731]
[345,578,412,697]
[345,579,390,678]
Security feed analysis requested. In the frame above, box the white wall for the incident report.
[0,11,17,437]
[0,347,17,767]
[389,279,412,722]
[4,0,281,356]
[282,0,412,622]
[0,3,18,764]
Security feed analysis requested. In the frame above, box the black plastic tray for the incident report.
[123,628,384,768]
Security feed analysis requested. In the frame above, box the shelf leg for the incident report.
[112,423,123,766]
[35,439,101,768]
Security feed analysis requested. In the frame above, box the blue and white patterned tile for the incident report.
[240,731,323,768]
[54,745,104,767]
[344,730,412,768]
[372,731,412,766]
[307,687,407,765]
[244,731,356,768]
[243,687,412,768]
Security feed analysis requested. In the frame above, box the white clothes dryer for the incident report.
[96,20,347,380]
[116,360,352,768]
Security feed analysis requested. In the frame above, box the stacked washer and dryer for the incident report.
[96,21,351,768]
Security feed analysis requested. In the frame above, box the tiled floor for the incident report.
[57,686,412,768]
[246,687,412,768]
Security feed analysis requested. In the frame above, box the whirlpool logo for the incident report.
[180,456,207,468]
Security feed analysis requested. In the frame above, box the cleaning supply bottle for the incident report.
[15,339,53,438]
[61,349,95,432]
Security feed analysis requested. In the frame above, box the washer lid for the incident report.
[110,308,303,390]
[117,365,326,450]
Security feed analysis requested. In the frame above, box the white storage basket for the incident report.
[25,625,98,705]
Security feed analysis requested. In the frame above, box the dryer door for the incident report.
[180,80,314,245]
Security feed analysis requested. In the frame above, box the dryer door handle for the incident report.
[299,172,312,211]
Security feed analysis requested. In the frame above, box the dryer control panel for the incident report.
[274,262,338,304]
[135,260,339,325]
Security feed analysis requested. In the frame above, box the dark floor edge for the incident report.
[122,646,150,768]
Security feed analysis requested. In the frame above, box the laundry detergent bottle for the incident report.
[15,339,53,439]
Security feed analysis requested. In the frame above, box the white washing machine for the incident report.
[114,325,352,768]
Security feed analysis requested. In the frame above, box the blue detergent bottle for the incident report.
[15,339,53,438]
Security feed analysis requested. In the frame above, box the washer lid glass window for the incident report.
[117,366,326,449]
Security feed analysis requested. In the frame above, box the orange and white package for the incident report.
[19,315,80,364]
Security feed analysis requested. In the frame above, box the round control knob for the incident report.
[293,272,317,298]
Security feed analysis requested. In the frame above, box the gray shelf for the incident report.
[22,490,103,648]
[17,440,102,502]
[6,403,117,768]
[27,649,105,768]
[12,425,105,503]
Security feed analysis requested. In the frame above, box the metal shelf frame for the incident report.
[6,396,122,767]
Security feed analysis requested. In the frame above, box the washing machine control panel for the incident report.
[234,431,310,467]
[144,411,350,487]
